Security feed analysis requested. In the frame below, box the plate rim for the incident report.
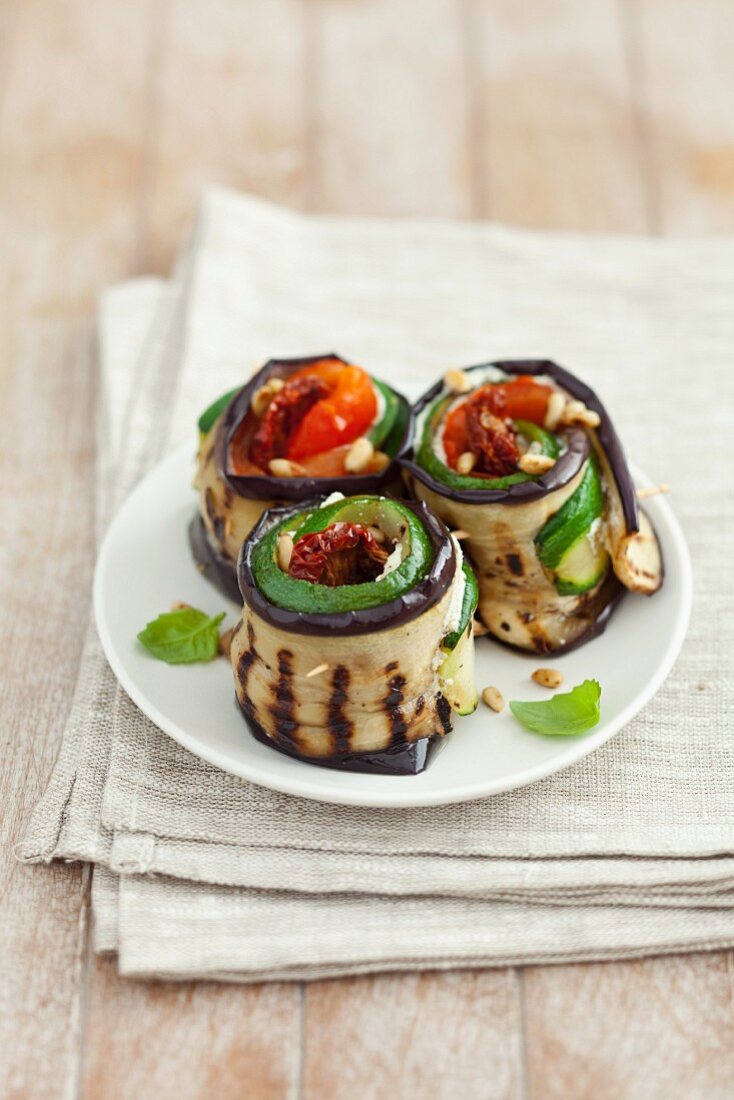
[94,444,692,808]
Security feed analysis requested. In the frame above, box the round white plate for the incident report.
[94,445,691,808]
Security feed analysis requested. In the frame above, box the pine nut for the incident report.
[371,450,390,472]
[170,601,192,611]
[251,377,285,417]
[367,525,386,543]
[306,662,329,678]
[577,408,601,428]
[482,686,505,712]
[277,532,294,571]
[544,391,566,431]
[345,436,374,473]
[518,452,556,475]
[636,483,670,500]
[268,458,305,477]
[444,368,473,394]
[451,529,470,540]
[457,451,477,475]
[472,619,489,636]
[532,667,563,689]
[561,400,601,429]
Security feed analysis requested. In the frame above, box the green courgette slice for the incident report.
[252,497,434,615]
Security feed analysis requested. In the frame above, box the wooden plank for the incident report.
[80,957,300,1100]
[523,954,734,1100]
[297,3,524,1095]
[630,0,734,232]
[307,0,474,216]
[143,0,308,273]
[76,2,307,1095]
[0,1,153,1094]
[474,3,734,1096]
[468,0,650,229]
[303,970,523,1100]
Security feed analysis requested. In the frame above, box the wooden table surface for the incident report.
[2,1,733,1097]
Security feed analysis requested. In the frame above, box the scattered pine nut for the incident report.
[268,458,305,477]
[482,686,505,712]
[367,525,386,544]
[544,391,566,431]
[532,667,564,689]
[561,400,601,429]
[457,451,477,475]
[451,529,470,541]
[306,662,329,678]
[277,532,294,571]
[518,452,556,476]
[444,368,473,394]
[371,450,390,473]
[636,483,670,500]
[345,436,375,473]
[219,626,234,658]
[472,619,489,636]
[251,378,285,417]
[170,600,192,611]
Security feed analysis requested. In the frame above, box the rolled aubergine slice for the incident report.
[230,494,478,775]
[401,360,663,654]
[191,354,412,603]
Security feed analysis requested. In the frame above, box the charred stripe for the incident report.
[327,665,353,754]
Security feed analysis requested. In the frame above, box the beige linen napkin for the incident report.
[21,189,734,981]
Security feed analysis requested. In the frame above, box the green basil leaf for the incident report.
[509,679,601,736]
[137,608,226,664]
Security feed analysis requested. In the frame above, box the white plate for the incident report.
[94,445,691,808]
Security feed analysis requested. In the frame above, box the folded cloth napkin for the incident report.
[20,189,734,981]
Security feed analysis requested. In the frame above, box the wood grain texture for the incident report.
[303,970,523,1100]
[77,1,309,1093]
[299,2,524,1094]
[307,0,475,216]
[80,957,301,1100]
[467,0,650,229]
[475,4,734,1097]
[0,0,152,1093]
[523,953,734,1100]
[631,0,734,232]
[143,0,308,273]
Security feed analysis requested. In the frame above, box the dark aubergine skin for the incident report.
[238,496,456,636]
[189,515,243,604]
[402,359,639,532]
[216,353,413,502]
[241,705,445,776]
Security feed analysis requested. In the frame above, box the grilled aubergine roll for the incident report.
[230,493,479,775]
[401,359,663,654]
[191,355,411,602]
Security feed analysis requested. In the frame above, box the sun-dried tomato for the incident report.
[288,522,389,586]
[249,376,330,470]
[465,388,520,476]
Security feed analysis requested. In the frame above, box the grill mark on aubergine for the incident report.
[328,665,352,754]
[384,673,408,744]
[270,649,298,748]
[436,694,452,735]
[506,553,524,576]
[236,623,258,721]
